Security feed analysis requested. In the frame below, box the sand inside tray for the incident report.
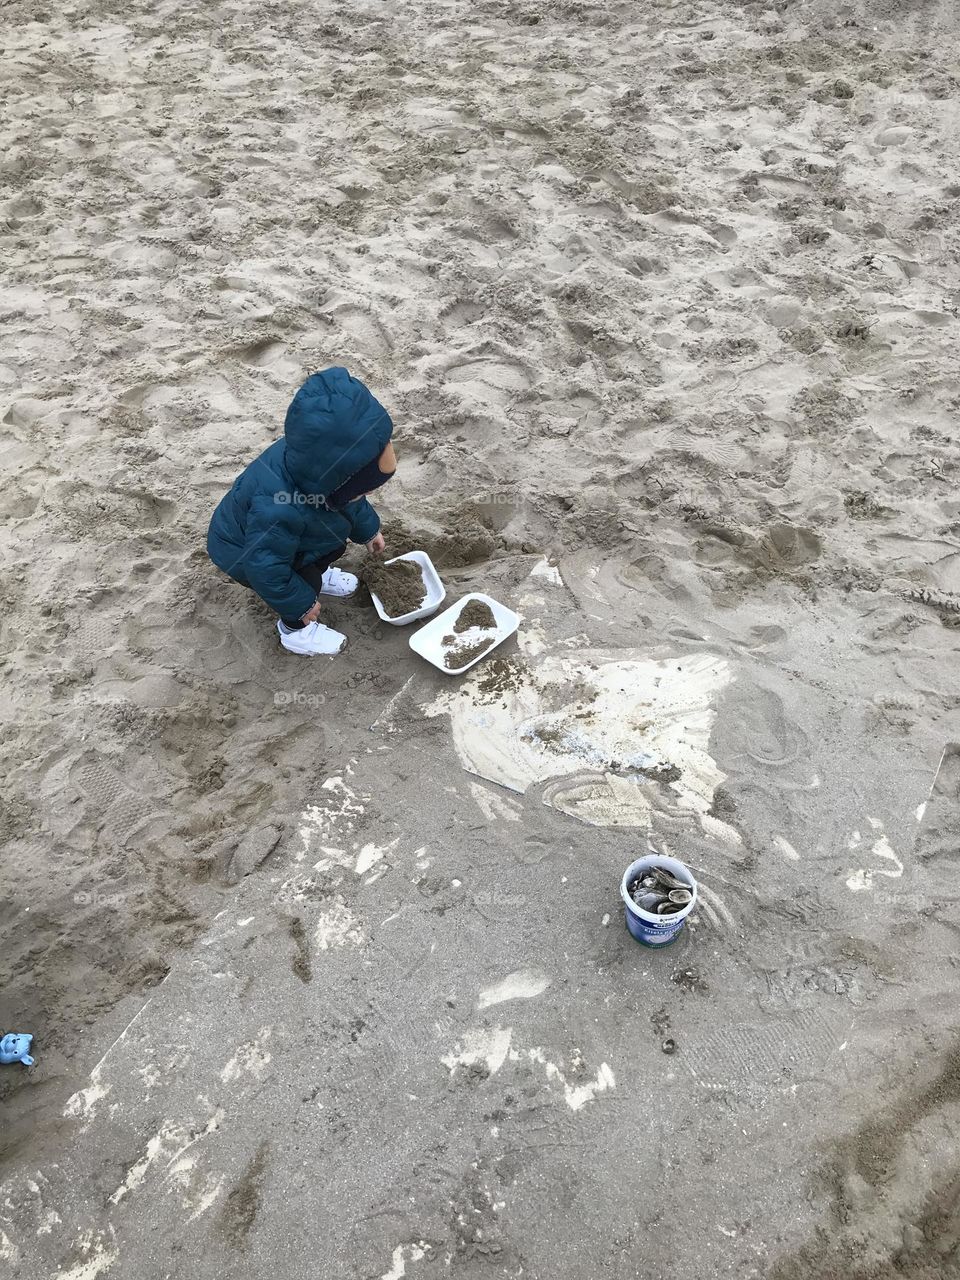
[443,635,496,670]
[443,599,499,669]
[453,599,496,634]
[361,557,427,617]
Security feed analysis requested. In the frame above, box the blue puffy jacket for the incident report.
[207,367,394,620]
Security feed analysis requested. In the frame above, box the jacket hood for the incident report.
[283,367,394,497]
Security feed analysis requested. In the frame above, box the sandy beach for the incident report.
[2,0,960,1275]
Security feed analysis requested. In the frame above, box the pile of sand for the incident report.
[359,555,427,618]
[442,597,499,668]
[454,599,496,634]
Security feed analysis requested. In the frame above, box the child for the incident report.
[207,367,396,655]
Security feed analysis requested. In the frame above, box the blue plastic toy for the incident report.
[0,1033,35,1066]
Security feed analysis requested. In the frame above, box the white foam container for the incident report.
[369,551,445,626]
[409,592,521,675]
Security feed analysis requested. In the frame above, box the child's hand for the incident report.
[300,600,323,624]
[366,532,386,555]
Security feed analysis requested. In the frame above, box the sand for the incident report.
[360,555,428,618]
[443,635,496,670]
[454,599,497,634]
[443,597,499,668]
[2,0,960,1275]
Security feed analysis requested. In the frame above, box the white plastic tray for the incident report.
[369,551,445,626]
[409,592,521,674]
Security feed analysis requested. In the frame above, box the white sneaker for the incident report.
[277,620,347,656]
[319,566,358,597]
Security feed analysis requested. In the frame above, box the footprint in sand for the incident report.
[7,194,42,217]
[73,616,119,651]
[119,382,172,409]
[694,522,822,575]
[234,339,286,367]
[615,553,694,605]
[646,209,734,245]
[329,304,392,358]
[730,623,788,652]
[756,523,823,570]
[678,435,750,475]
[876,125,913,147]
[443,355,533,406]
[712,686,809,774]
[708,223,738,246]
[439,299,485,328]
[40,751,160,848]
[684,1007,840,1092]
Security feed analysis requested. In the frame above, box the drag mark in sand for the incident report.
[314,901,363,951]
[220,1027,272,1084]
[773,836,800,861]
[62,991,160,1130]
[691,881,737,932]
[845,819,904,892]
[24,1176,62,1237]
[478,969,551,1009]
[529,558,564,587]
[370,675,416,733]
[441,1027,513,1077]
[182,1172,225,1225]
[469,780,522,823]
[526,1048,616,1111]
[381,1241,430,1280]
[296,771,365,861]
[441,1028,615,1110]
[356,837,400,877]
[285,771,400,952]
[63,1067,110,1131]
[914,745,960,862]
[108,1106,224,1207]
[56,1229,117,1280]
[109,1128,172,1206]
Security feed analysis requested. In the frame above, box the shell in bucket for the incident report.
[621,854,697,948]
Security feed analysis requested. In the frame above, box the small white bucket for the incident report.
[369,551,445,626]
